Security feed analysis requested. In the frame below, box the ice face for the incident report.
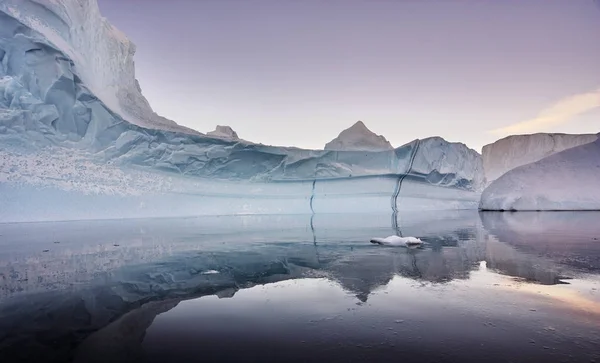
[482,133,598,185]
[0,0,484,222]
[480,135,600,211]
[0,171,482,222]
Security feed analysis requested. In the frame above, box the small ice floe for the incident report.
[201,270,220,275]
[370,236,424,247]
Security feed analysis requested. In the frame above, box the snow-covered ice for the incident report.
[482,133,597,185]
[480,135,600,211]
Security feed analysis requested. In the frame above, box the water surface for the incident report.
[0,211,599,362]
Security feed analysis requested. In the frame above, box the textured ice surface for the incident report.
[0,0,484,222]
[482,133,598,185]
[480,135,600,211]
[324,120,393,151]
[0,0,198,135]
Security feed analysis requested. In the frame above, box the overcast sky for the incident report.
[98,0,600,152]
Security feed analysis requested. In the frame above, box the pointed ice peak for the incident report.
[207,125,240,140]
[324,121,393,151]
[349,120,368,129]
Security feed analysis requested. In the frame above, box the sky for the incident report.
[98,0,600,152]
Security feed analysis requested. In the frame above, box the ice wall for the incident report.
[482,133,598,185]
[0,172,480,222]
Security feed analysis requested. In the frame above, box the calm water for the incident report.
[0,211,599,362]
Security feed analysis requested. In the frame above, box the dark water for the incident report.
[0,211,599,362]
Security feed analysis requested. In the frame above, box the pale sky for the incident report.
[98,0,600,152]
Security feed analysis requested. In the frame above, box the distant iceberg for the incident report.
[480,135,600,211]
[324,121,393,151]
[207,125,241,141]
[482,133,597,185]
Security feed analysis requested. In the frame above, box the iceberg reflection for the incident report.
[0,211,598,362]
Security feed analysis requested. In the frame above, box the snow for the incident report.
[482,133,597,185]
[0,0,485,222]
[324,121,393,151]
[480,135,600,211]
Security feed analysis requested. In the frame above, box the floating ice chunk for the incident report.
[369,236,424,247]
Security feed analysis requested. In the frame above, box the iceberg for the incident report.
[482,133,598,185]
[480,135,600,211]
[0,0,484,222]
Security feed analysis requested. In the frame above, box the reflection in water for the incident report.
[0,211,598,362]
[481,212,600,272]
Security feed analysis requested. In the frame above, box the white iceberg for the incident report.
[482,133,597,185]
[0,0,484,222]
[480,135,600,211]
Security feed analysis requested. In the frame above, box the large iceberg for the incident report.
[482,133,597,185]
[0,0,484,222]
[480,135,600,211]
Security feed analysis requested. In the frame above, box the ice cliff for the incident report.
[0,0,200,135]
[0,0,484,222]
[482,133,598,185]
[480,134,600,211]
[324,121,393,151]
